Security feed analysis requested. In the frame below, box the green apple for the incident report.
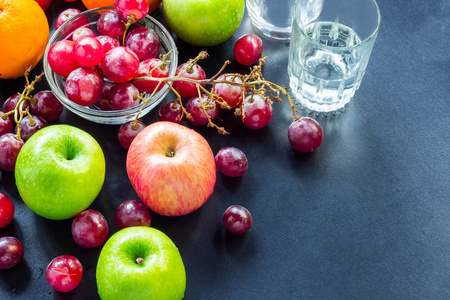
[162,0,245,46]
[15,125,105,220]
[96,226,186,300]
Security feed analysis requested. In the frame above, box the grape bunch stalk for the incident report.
[1,68,44,141]
[133,51,301,135]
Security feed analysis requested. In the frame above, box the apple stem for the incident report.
[136,257,144,264]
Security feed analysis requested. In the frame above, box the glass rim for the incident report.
[293,0,381,51]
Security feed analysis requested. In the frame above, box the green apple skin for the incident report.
[15,125,105,220]
[162,0,245,46]
[96,226,186,300]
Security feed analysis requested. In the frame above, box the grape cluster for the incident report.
[48,1,166,111]
[0,74,63,172]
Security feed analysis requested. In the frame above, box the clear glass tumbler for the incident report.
[246,0,296,40]
[288,0,381,113]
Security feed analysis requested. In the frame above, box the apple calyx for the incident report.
[165,149,175,157]
[136,257,144,264]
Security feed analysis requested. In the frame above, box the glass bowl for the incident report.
[43,7,178,125]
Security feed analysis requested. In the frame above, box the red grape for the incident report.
[47,40,80,77]
[16,115,48,142]
[35,0,52,11]
[71,209,109,248]
[158,101,183,123]
[185,94,219,126]
[241,94,273,129]
[101,46,140,83]
[214,74,245,109]
[234,34,263,66]
[114,0,149,22]
[0,133,24,172]
[65,67,103,106]
[0,237,24,269]
[97,10,126,39]
[3,93,30,121]
[96,35,120,56]
[46,255,83,293]
[55,8,88,31]
[0,111,14,136]
[114,200,151,229]
[288,117,324,152]
[108,82,141,110]
[0,192,14,228]
[95,82,114,111]
[223,205,252,234]
[73,36,104,68]
[134,58,169,94]
[215,147,248,177]
[72,27,97,41]
[172,62,206,99]
[124,27,161,61]
[118,120,146,149]
[30,90,63,122]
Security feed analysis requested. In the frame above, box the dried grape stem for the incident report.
[132,52,300,133]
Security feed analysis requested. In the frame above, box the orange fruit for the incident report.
[81,0,162,14]
[0,0,49,79]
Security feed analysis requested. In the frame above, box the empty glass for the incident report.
[246,0,296,40]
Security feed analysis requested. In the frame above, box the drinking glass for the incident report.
[287,0,381,113]
[246,0,296,40]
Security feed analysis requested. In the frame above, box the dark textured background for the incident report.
[0,0,449,299]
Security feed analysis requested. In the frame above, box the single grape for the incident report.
[35,0,52,11]
[241,94,273,130]
[16,115,48,142]
[0,111,14,137]
[96,35,120,56]
[97,10,126,39]
[118,120,146,149]
[30,90,63,122]
[108,82,141,110]
[288,117,324,152]
[214,74,245,109]
[0,192,14,228]
[3,93,30,121]
[94,82,114,111]
[47,40,80,77]
[158,101,183,124]
[65,67,103,106]
[134,58,169,94]
[124,27,161,61]
[0,133,24,172]
[234,34,263,66]
[115,0,149,22]
[71,209,109,248]
[73,36,104,68]
[0,237,24,269]
[172,62,206,99]
[114,200,151,229]
[222,205,252,234]
[46,255,83,293]
[185,94,219,126]
[55,8,88,31]
[72,27,97,41]
[101,46,140,83]
[215,147,248,177]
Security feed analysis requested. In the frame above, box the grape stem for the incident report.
[133,51,300,134]
[2,68,44,140]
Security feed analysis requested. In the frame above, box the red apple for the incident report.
[126,121,216,216]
